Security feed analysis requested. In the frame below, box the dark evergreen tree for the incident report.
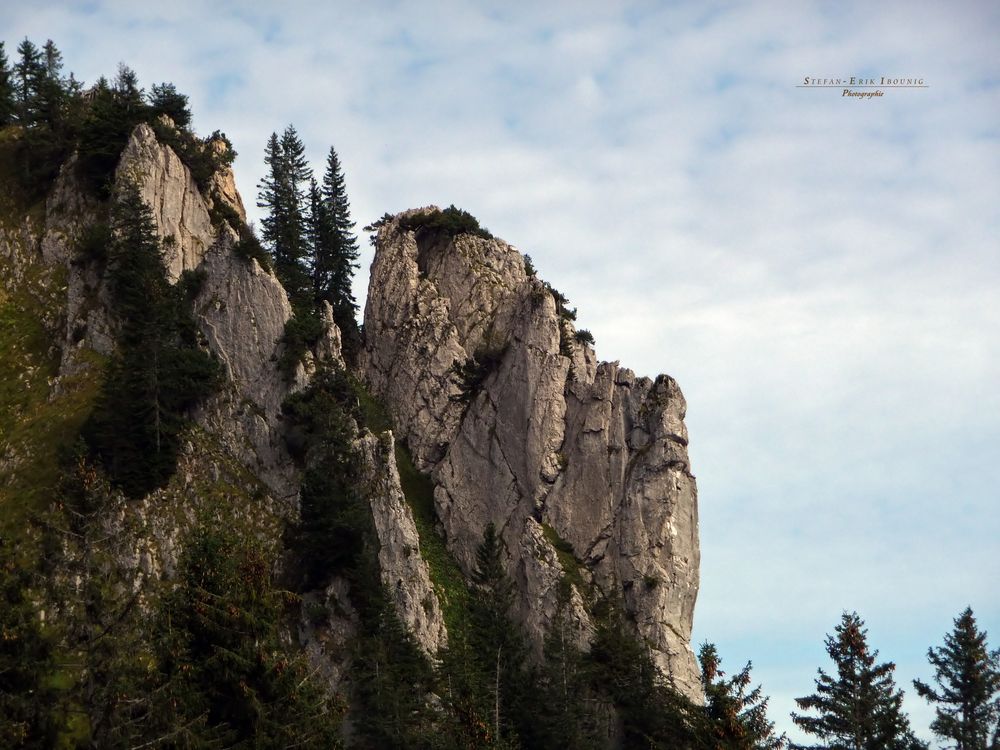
[469,523,534,747]
[153,524,344,748]
[534,580,603,750]
[587,599,699,749]
[349,570,438,749]
[257,126,312,309]
[13,38,43,125]
[282,367,366,588]
[700,642,786,750]
[82,183,220,498]
[148,81,191,129]
[306,174,326,289]
[0,537,56,749]
[791,612,927,750]
[316,146,360,350]
[0,42,16,126]
[431,523,532,748]
[35,40,67,131]
[39,454,156,748]
[913,608,1000,750]
[112,63,144,116]
[76,68,149,195]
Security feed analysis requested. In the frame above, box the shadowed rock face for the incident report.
[362,209,702,700]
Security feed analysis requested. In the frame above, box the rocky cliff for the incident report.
[363,210,701,698]
[1,121,701,707]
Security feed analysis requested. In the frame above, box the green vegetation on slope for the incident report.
[541,522,590,600]
[0,270,103,538]
[394,440,472,633]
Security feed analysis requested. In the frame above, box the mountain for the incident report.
[1,106,702,746]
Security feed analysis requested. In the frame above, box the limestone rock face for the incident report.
[193,235,311,499]
[363,209,701,699]
[550,365,701,698]
[116,122,216,282]
[207,138,246,225]
[357,431,448,655]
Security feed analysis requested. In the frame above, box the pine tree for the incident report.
[13,38,44,125]
[82,183,220,497]
[148,82,191,129]
[257,125,312,308]
[306,174,326,289]
[39,454,157,748]
[152,525,344,748]
[36,40,66,130]
[441,522,531,748]
[76,69,149,195]
[700,642,786,749]
[586,598,700,748]
[112,63,144,116]
[534,580,603,749]
[791,612,927,750]
[0,42,15,126]
[317,146,360,349]
[913,608,1000,750]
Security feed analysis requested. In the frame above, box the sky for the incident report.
[5,0,999,742]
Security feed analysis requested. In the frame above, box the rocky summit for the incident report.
[1,79,703,745]
[363,209,701,699]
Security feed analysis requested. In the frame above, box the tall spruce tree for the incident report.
[82,182,220,498]
[76,68,149,194]
[40,454,155,748]
[257,125,312,309]
[913,607,1000,750]
[469,522,529,747]
[13,38,43,125]
[316,146,360,349]
[151,525,344,748]
[700,642,786,750]
[0,42,15,126]
[791,612,927,750]
[430,522,534,747]
[36,40,66,130]
[586,599,699,748]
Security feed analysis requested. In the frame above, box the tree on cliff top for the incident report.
[315,145,360,352]
[257,125,312,310]
[0,42,14,126]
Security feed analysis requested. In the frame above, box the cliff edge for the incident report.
[363,208,701,699]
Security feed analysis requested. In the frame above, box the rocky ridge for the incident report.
[1,121,701,703]
[363,209,702,699]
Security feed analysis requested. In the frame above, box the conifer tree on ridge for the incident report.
[316,145,360,348]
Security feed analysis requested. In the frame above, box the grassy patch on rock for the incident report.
[393,441,471,633]
[542,522,590,601]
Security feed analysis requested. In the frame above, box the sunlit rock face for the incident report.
[363,209,701,700]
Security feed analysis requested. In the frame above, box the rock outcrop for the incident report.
[115,121,217,281]
[357,431,448,655]
[363,209,701,699]
[3,113,703,709]
[193,237,304,499]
